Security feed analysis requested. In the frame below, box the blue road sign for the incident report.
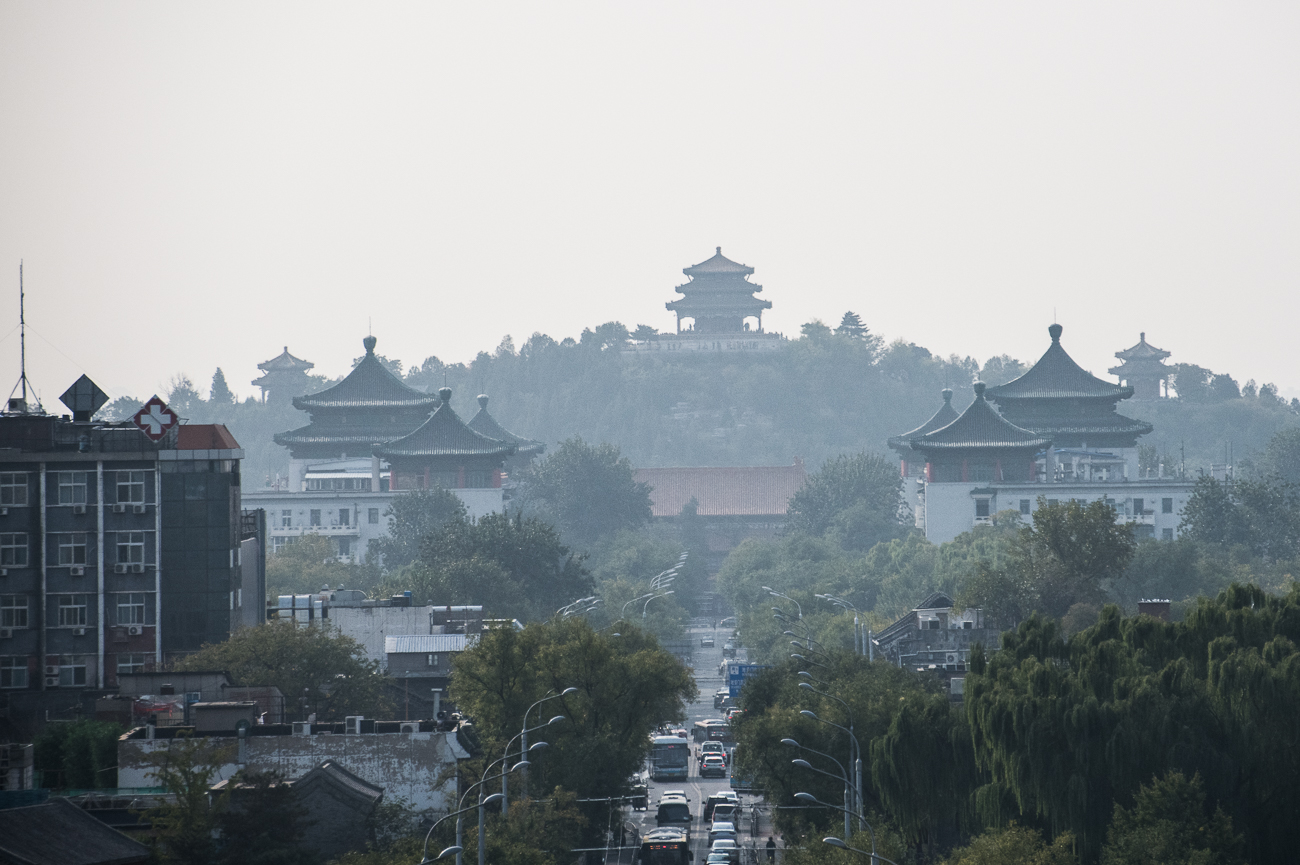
[727,663,771,698]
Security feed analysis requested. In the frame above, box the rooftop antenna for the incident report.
[7,261,41,414]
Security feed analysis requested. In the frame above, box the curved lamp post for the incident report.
[823,835,900,865]
[643,590,674,620]
[518,688,577,803]
[800,707,864,831]
[783,738,852,839]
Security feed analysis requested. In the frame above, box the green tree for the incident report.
[143,736,232,865]
[266,533,379,599]
[216,769,315,865]
[167,374,205,419]
[786,452,907,552]
[943,824,1077,865]
[1101,772,1244,865]
[1180,474,1300,559]
[32,719,122,789]
[210,368,235,406]
[1253,427,1300,486]
[366,487,467,570]
[173,623,389,720]
[517,438,652,548]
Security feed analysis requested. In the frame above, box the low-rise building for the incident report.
[873,592,1000,699]
[0,798,150,864]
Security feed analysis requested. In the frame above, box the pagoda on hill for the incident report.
[1108,332,1171,400]
[666,247,772,334]
[274,336,439,465]
[985,324,1152,451]
[375,387,515,491]
[467,394,545,472]
[909,382,1051,485]
[253,346,315,405]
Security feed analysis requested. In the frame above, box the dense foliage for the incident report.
[366,487,467,570]
[32,719,122,789]
[786,452,909,551]
[515,436,653,548]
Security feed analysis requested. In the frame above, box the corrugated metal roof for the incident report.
[634,461,807,518]
[385,634,476,654]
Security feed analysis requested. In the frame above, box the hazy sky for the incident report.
[1,2,1297,407]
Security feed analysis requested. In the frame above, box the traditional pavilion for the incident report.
[467,393,545,473]
[985,324,1152,452]
[909,382,1051,485]
[666,247,772,334]
[1108,332,1172,400]
[274,336,439,464]
[888,388,960,480]
[375,387,515,491]
[252,346,315,405]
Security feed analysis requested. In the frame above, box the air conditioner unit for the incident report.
[128,625,143,636]
[70,566,85,576]
[400,722,418,734]
[72,627,87,636]
[112,504,127,514]
[0,507,8,516]
[0,628,11,639]
[345,715,363,735]
[72,504,87,515]
[133,504,147,514]
[0,569,7,577]
[131,563,145,574]
[113,563,128,574]
[292,722,312,736]
[945,653,959,665]
[44,665,59,676]
[45,676,59,687]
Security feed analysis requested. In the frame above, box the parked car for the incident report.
[700,755,728,778]
[708,820,737,845]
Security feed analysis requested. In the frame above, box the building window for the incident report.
[339,509,350,526]
[1047,499,1059,507]
[116,653,147,676]
[974,499,990,518]
[54,595,89,627]
[1162,528,1174,541]
[116,471,148,504]
[57,472,88,505]
[0,473,27,506]
[1162,498,1174,514]
[281,510,292,528]
[271,537,292,554]
[368,508,380,525]
[116,532,146,564]
[1133,498,1145,515]
[116,593,148,625]
[0,534,28,567]
[309,510,321,527]
[55,533,89,566]
[338,538,350,557]
[1,595,28,629]
[1019,499,1031,515]
[58,655,88,687]
[0,657,27,689]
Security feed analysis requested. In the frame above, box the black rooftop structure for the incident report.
[910,382,1050,483]
[274,336,438,460]
[666,247,772,334]
[375,387,514,491]
[888,388,960,462]
[985,324,1152,449]
[467,394,545,458]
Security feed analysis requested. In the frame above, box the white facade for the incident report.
[921,477,1196,544]
[327,605,437,670]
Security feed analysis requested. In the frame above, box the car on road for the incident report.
[701,635,715,647]
[710,838,740,865]
[699,740,728,764]
[722,641,736,658]
[702,791,739,822]
[705,854,731,865]
[700,755,727,778]
[711,802,737,825]
[725,707,744,721]
[708,820,737,845]
[655,793,692,838]
[713,688,731,710]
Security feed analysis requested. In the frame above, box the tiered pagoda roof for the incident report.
[274,336,439,458]
[467,394,545,457]
[1108,333,1171,400]
[911,382,1051,454]
[888,388,960,456]
[256,346,314,375]
[1111,332,1170,365]
[375,388,515,461]
[666,247,772,333]
[985,324,1152,448]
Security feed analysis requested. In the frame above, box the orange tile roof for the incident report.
[177,424,241,450]
[634,459,806,518]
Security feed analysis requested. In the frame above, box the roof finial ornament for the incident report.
[363,335,377,355]
[973,380,987,400]
[1140,331,1145,341]
[716,246,721,255]
[941,387,953,403]
[478,394,489,409]
[1048,323,1063,343]
[438,386,452,404]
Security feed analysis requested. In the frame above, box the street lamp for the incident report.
[823,835,900,865]
[800,707,864,832]
[783,739,852,840]
[817,593,869,658]
[643,590,674,620]
[763,587,802,619]
[454,760,530,865]
[517,690,575,805]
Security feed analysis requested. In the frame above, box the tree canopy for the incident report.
[516,437,652,548]
[785,451,908,552]
[365,486,467,570]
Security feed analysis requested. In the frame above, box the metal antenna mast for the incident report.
[7,261,40,413]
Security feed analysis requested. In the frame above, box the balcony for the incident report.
[269,524,360,538]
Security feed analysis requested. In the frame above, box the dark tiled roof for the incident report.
[683,247,755,276]
[888,389,960,451]
[1112,332,1170,363]
[273,419,430,448]
[467,395,545,456]
[294,337,438,412]
[257,346,315,373]
[634,460,807,517]
[0,798,150,865]
[912,383,1051,451]
[1021,415,1154,438]
[665,293,772,313]
[293,759,384,805]
[986,324,1131,401]
[374,388,515,460]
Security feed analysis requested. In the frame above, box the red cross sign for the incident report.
[133,395,178,442]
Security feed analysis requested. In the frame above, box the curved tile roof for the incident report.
[1112,332,1170,363]
[467,394,545,456]
[912,383,1051,451]
[294,336,438,412]
[986,324,1131,401]
[257,346,315,373]
[374,388,515,460]
[682,246,755,277]
[888,388,960,451]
